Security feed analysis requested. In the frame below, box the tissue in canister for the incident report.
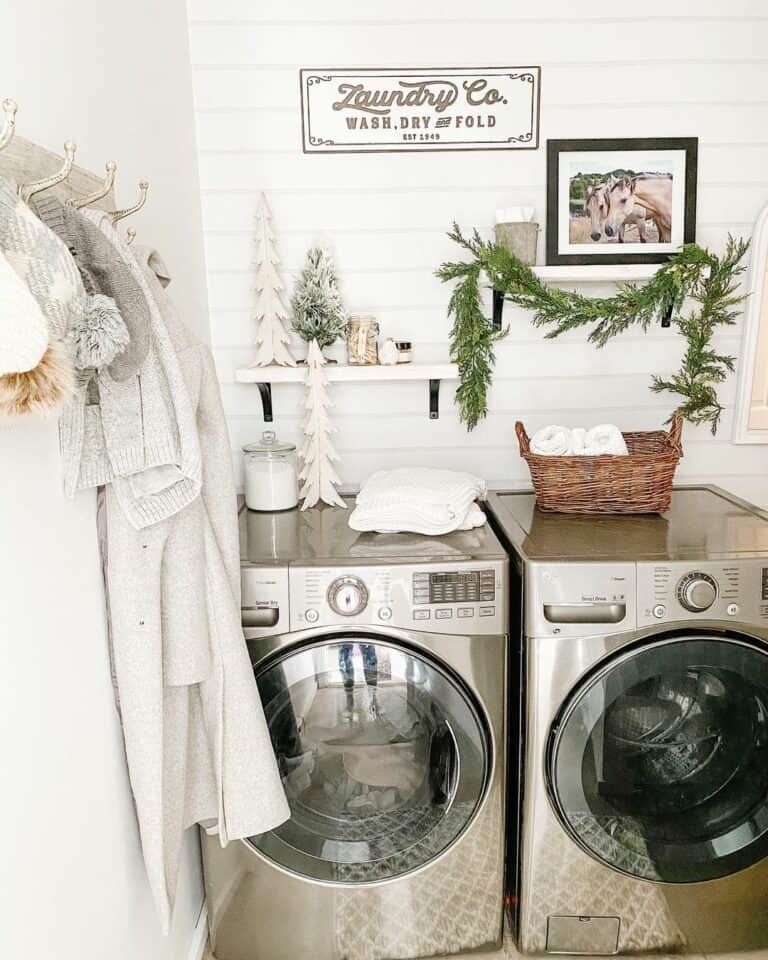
[494,206,539,264]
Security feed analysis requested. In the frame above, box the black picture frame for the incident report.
[545,137,698,266]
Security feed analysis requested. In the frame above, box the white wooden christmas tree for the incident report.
[251,192,295,366]
[299,339,346,509]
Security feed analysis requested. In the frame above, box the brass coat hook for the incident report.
[67,160,116,209]
[0,98,17,152]
[109,179,149,225]
[19,140,77,202]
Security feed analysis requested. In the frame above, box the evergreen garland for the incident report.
[291,247,347,349]
[436,224,749,433]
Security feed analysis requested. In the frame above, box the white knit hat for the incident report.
[0,249,48,375]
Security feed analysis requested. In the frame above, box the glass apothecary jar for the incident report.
[242,431,298,512]
[346,315,379,365]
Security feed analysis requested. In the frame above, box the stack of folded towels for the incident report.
[349,467,487,535]
[530,424,629,456]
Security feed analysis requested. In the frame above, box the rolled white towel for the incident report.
[571,427,587,455]
[583,423,628,456]
[530,424,573,456]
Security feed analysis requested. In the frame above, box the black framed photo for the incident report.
[546,137,698,266]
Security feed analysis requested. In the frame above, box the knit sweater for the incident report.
[0,248,48,374]
[0,177,85,343]
[33,197,201,526]
[102,244,289,929]
[0,177,80,414]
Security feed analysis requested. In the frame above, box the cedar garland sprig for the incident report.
[437,237,508,431]
[436,224,749,433]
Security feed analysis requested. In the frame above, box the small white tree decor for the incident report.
[251,192,295,367]
[291,246,347,356]
[299,339,346,509]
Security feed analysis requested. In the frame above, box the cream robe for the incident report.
[101,240,289,931]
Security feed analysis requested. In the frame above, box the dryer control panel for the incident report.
[289,560,507,635]
[637,559,768,626]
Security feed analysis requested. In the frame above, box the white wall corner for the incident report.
[187,901,209,960]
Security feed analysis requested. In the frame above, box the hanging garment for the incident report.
[0,176,79,413]
[0,247,49,374]
[33,197,201,525]
[97,234,289,931]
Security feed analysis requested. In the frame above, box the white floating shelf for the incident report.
[236,362,458,421]
[531,264,661,283]
[236,362,457,385]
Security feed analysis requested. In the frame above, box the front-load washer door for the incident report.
[547,633,768,884]
[249,634,491,884]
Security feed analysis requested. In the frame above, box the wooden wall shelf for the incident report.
[235,362,459,422]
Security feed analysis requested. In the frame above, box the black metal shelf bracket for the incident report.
[257,377,444,421]
[257,383,273,422]
[429,379,441,419]
[492,289,505,331]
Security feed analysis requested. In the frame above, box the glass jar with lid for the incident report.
[242,431,298,512]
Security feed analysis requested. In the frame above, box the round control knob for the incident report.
[327,575,369,617]
[676,572,718,612]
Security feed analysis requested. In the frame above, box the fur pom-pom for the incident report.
[0,339,75,417]
[70,294,129,370]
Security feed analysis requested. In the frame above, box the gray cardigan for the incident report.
[33,198,201,527]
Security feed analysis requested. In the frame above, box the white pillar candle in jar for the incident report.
[242,431,298,511]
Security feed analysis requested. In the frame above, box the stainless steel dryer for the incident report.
[486,485,768,956]
[202,501,508,960]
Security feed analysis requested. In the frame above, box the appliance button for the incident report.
[413,609,431,620]
[727,603,739,616]
[652,604,666,619]
[305,608,319,624]
[479,606,495,617]
[458,607,475,618]
[435,609,453,619]
[378,606,393,621]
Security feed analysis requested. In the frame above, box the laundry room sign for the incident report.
[299,67,541,153]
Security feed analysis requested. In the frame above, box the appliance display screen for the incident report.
[412,569,495,604]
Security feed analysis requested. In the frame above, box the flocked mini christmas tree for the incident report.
[298,339,346,509]
[291,246,347,353]
[251,192,295,366]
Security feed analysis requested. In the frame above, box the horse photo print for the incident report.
[546,138,698,265]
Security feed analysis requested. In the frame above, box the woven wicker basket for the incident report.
[516,413,684,514]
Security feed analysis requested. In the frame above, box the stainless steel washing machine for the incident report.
[202,501,508,960]
[486,485,768,956]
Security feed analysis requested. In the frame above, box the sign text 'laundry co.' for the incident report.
[299,67,541,154]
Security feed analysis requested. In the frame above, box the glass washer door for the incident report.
[249,635,491,884]
[548,634,768,884]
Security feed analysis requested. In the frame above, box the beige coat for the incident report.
[101,240,289,931]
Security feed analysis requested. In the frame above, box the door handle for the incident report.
[242,604,280,628]
[543,602,626,624]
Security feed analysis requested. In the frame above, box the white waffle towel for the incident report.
[349,468,487,535]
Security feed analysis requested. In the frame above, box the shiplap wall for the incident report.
[187,0,768,504]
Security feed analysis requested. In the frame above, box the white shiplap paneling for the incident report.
[187,0,768,502]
